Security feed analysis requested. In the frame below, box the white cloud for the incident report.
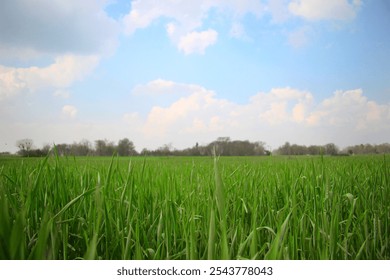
[249,87,314,124]
[220,0,264,17]
[138,84,317,147]
[123,0,211,36]
[123,0,264,53]
[148,79,176,90]
[0,0,119,58]
[288,0,362,21]
[127,81,389,149]
[62,105,78,118]
[0,55,99,100]
[122,0,363,53]
[0,1,118,102]
[142,86,228,136]
[132,79,201,97]
[267,0,291,23]
[2,80,389,153]
[292,103,306,122]
[166,22,177,37]
[123,0,264,33]
[178,29,218,55]
[306,89,390,130]
[132,79,176,95]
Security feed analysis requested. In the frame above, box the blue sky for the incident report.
[0,0,389,152]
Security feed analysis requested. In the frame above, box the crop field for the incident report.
[0,155,389,260]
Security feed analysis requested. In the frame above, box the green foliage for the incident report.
[0,155,389,259]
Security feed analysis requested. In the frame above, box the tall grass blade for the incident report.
[213,156,229,259]
[265,212,291,260]
[207,208,216,260]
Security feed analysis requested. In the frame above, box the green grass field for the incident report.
[0,155,389,260]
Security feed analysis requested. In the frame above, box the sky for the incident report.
[0,0,389,153]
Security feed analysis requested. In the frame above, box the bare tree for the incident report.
[16,139,34,156]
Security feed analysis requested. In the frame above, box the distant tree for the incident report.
[117,138,136,156]
[55,143,71,156]
[95,139,116,156]
[342,143,390,155]
[198,145,208,156]
[16,139,34,156]
[156,143,173,156]
[192,142,200,156]
[141,148,150,156]
[253,141,266,156]
[28,148,48,157]
[205,138,267,156]
[209,137,231,155]
[95,140,106,156]
[376,143,390,154]
[79,139,92,156]
[324,143,339,155]
[308,145,321,155]
[277,142,291,155]
[229,140,253,156]
[41,144,52,155]
[15,140,51,157]
[68,140,92,156]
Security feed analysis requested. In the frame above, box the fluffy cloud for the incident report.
[127,81,390,149]
[123,0,264,53]
[62,105,78,118]
[124,0,264,33]
[123,0,213,36]
[132,79,198,96]
[248,87,314,124]
[2,81,388,153]
[178,29,218,55]
[137,82,389,138]
[0,55,99,100]
[0,0,119,58]
[122,0,363,53]
[142,85,233,137]
[307,89,390,130]
[0,1,120,101]
[288,0,362,21]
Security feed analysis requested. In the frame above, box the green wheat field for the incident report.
[0,155,389,260]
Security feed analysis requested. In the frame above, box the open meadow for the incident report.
[0,155,389,260]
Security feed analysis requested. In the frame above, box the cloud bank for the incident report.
[1,78,388,152]
[0,55,99,100]
[122,80,390,149]
[0,0,119,58]
[289,0,362,21]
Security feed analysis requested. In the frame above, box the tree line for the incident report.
[11,137,390,157]
[273,142,390,156]
[14,137,268,157]
[141,137,269,156]
[15,138,137,157]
